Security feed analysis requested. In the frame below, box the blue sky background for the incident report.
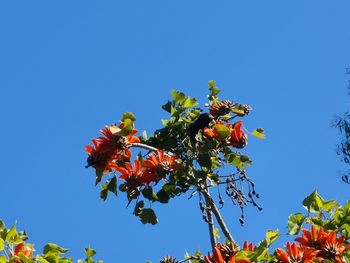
[1,1,350,262]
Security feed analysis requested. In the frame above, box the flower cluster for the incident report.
[204,242,252,263]
[10,242,33,263]
[109,150,181,187]
[203,120,248,148]
[275,225,350,263]
[85,124,141,181]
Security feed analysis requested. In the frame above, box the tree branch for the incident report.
[205,188,216,250]
[202,190,235,244]
[129,142,159,152]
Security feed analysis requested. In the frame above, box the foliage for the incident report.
[334,109,350,184]
[171,191,350,263]
[85,81,265,227]
[0,220,102,263]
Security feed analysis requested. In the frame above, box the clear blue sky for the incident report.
[1,1,350,262]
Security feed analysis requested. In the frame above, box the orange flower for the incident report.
[318,230,350,263]
[143,150,181,173]
[85,124,140,174]
[229,121,247,148]
[203,127,219,138]
[275,242,317,263]
[11,242,33,262]
[204,243,251,263]
[110,160,156,186]
[295,225,327,250]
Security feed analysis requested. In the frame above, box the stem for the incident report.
[202,190,235,244]
[130,142,158,152]
[204,188,216,250]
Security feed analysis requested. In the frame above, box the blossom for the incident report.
[295,225,327,250]
[203,121,248,149]
[142,150,181,173]
[204,243,250,263]
[11,242,33,262]
[275,242,317,263]
[109,160,156,186]
[318,230,350,263]
[203,127,219,138]
[243,241,254,252]
[85,124,140,179]
[229,121,247,148]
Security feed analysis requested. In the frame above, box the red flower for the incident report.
[11,242,33,262]
[110,160,156,186]
[143,150,181,173]
[295,225,327,250]
[229,121,247,148]
[203,121,247,149]
[204,243,251,263]
[203,127,219,138]
[243,241,254,252]
[275,242,317,263]
[85,124,140,177]
[318,230,350,263]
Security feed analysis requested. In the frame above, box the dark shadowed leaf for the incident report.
[133,201,144,216]
[140,209,158,225]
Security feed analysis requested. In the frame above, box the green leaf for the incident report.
[142,187,158,201]
[0,255,6,263]
[57,258,73,263]
[5,224,18,243]
[161,119,169,126]
[100,189,108,201]
[256,248,269,262]
[0,221,5,231]
[303,191,323,213]
[265,229,279,246]
[43,243,69,255]
[208,81,220,100]
[198,153,212,169]
[162,184,176,194]
[140,209,158,225]
[323,199,337,212]
[208,80,216,88]
[85,247,96,258]
[183,97,198,108]
[0,238,4,251]
[19,254,35,263]
[121,112,136,122]
[37,256,50,263]
[214,124,230,140]
[141,130,148,142]
[213,228,220,239]
[95,166,104,185]
[161,101,172,113]
[116,118,134,136]
[252,128,266,139]
[171,90,186,104]
[303,191,336,213]
[287,213,305,235]
[157,189,170,203]
[107,176,117,194]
